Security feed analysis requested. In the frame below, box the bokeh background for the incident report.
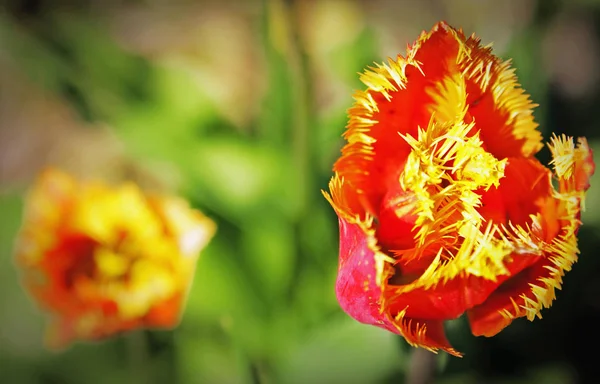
[1,0,600,383]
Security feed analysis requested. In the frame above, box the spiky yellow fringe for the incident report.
[522,136,585,319]
[386,116,552,297]
[333,54,420,191]
[498,135,587,322]
[392,307,461,357]
[457,34,544,157]
[323,177,395,287]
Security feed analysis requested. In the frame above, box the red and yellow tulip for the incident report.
[14,169,216,349]
[324,21,594,356]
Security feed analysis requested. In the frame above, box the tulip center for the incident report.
[57,227,176,320]
[59,234,98,289]
[379,118,509,283]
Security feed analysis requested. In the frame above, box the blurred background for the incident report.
[1,0,600,383]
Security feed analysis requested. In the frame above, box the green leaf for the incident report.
[241,217,295,303]
[183,234,263,324]
[186,137,300,223]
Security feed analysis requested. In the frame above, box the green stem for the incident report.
[126,331,149,384]
[260,2,314,382]
[284,0,312,216]
[279,0,317,326]
[406,348,438,384]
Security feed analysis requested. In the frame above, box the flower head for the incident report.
[324,21,595,356]
[14,169,216,349]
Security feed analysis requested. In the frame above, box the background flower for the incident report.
[325,22,594,356]
[14,169,215,349]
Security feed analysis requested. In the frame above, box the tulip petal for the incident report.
[334,213,461,356]
[469,135,594,336]
[459,38,543,159]
[478,157,553,228]
[391,309,460,357]
[467,258,545,337]
[332,23,468,219]
[385,250,540,321]
[335,213,397,333]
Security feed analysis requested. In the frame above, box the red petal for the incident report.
[330,205,467,356]
[574,137,595,192]
[30,233,96,315]
[145,294,183,328]
[460,42,543,158]
[335,216,397,333]
[334,24,463,219]
[392,312,460,357]
[479,157,552,227]
[385,251,541,320]
[467,259,546,337]
[376,182,419,251]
